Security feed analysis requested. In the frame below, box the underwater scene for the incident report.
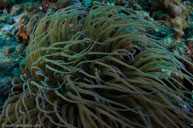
[0,0,193,127]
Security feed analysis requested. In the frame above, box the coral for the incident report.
[42,0,73,10]
[0,5,193,128]
[3,46,15,56]
[184,39,193,74]
[0,77,11,108]
[15,1,44,43]
[137,0,190,38]
[0,0,24,9]
[42,0,58,9]
[0,0,7,9]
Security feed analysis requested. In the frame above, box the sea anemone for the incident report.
[0,5,193,128]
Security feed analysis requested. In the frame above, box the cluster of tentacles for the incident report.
[0,5,193,128]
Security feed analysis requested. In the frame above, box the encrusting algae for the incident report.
[0,5,193,128]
